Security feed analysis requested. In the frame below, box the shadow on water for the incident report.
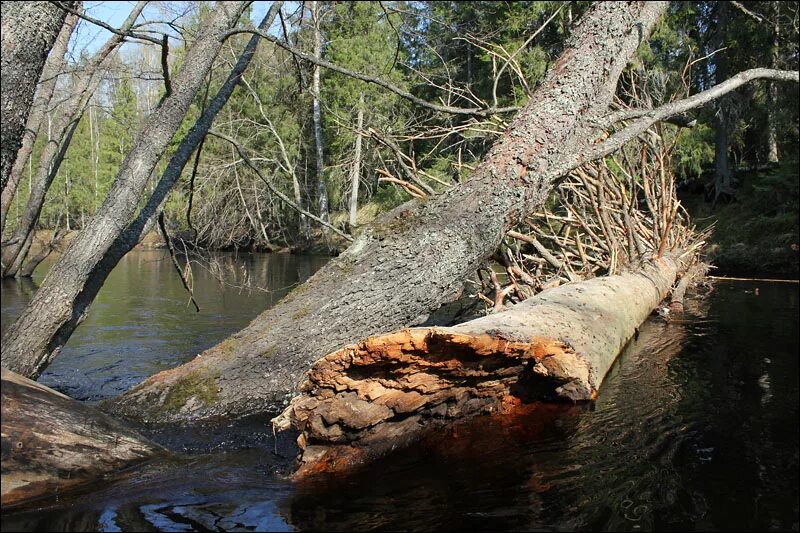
[1,258,798,531]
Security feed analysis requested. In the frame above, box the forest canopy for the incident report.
[2,1,796,251]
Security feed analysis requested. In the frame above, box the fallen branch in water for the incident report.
[158,211,200,312]
[707,275,799,283]
[273,255,684,477]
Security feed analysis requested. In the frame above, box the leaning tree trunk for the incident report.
[1,2,146,277]
[0,8,79,235]
[107,2,671,425]
[273,255,684,476]
[1,368,165,508]
[2,2,282,376]
[0,1,73,193]
[0,1,250,379]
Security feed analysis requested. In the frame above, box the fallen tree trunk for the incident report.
[272,255,683,476]
[0,368,165,508]
[107,1,671,424]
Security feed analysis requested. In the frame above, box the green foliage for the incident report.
[5,0,796,270]
[673,124,715,178]
[685,162,799,274]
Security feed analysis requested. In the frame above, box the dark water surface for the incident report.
[1,252,798,531]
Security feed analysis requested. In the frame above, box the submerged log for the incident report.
[0,368,165,508]
[273,256,683,476]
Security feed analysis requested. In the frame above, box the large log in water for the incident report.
[107,2,669,424]
[0,368,165,508]
[273,256,683,476]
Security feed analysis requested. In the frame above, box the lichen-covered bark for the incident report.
[108,1,669,425]
[1,2,249,378]
[0,368,165,508]
[273,255,682,475]
[0,1,73,192]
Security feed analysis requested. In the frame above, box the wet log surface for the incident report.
[274,256,683,477]
[1,368,166,508]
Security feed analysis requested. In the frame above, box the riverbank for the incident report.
[22,227,345,261]
[681,165,799,278]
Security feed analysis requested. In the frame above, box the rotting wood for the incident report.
[273,255,683,477]
[0,368,166,508]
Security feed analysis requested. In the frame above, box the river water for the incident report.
[1,251,797,531]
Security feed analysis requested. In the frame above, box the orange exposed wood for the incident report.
[276,255,685,477]
[274,329,577,478]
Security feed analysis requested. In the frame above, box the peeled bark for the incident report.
[1,2,250,379]
[0,8,79,235]
[0,1,73,192]
[108,1,670,424]
[272,256,683,476]
[0,368,165,508]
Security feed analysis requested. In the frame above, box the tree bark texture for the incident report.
[272,255,683,476]
[0,2,250,379]
[108,2,670,425]
[1,2,146,277]
[0,8,79,235]
[766,1,781,164]
[0,1,73,193]
[0,368,165,508]
[712,2,733,203]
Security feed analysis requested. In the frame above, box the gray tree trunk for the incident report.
[108,1,670,425]
[0,8,79,236]
[311,1,329,222]
[1,2,251,379]
[766,1,780,164]
[348,92,365,228]
[1,3,147,276]
[1,2,280,380]
[712,2,733,204]
[0,1,73,193]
